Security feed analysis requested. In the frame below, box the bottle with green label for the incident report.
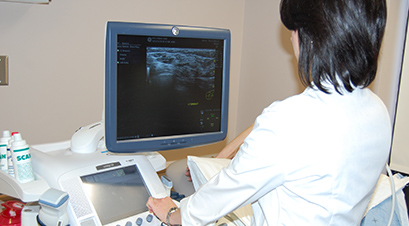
[7,133,15,177]
[0,130,11,173]
[11,133,34,183]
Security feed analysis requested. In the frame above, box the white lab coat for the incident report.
[180,85,392,226]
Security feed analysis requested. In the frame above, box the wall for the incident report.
[236,0,408,135]
[0,0,406,162]
[371,0,409,123]
[0,0,245,160]
[391,26,409,173]
[390,13,409,174]
[236,0,305,133]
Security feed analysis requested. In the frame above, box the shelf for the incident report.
[0,170,50,202]
[0,0,50,4]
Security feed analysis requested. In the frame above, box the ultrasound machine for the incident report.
[0,21,231,226]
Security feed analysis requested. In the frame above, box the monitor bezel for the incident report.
[105,21,230,153]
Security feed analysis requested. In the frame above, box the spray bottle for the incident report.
[0,131,10,173]
[6,133,17,178]
[11,133,34,183]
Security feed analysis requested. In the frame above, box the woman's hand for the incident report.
[185,124,254,182]
[146,196,178,223]
[185,166,192,181]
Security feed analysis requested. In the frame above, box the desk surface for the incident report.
[0,194,20,202]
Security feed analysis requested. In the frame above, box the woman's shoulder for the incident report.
[262,87,322,113]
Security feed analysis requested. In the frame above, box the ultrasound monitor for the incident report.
[105,22,231,153]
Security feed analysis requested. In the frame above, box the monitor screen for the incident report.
[80,165,150,225]
[105,22,230,153]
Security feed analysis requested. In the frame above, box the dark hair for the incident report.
[280,0,387,93]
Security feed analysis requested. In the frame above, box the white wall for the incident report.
[390,26,409,174]
[236,0,408,135]
[371,0,409,122]
[0,0,245,160]
[236,0,306,133]
[0,0,406,161]
[388,1,409,174]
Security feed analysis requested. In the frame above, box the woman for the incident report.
[147,0,391,225]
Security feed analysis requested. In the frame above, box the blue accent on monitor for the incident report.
[105,21,230,153]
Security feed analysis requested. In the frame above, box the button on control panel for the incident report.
[109,211,162,226]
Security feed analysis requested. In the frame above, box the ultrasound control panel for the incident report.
[104,211,161,226]
[30,143,168,226]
